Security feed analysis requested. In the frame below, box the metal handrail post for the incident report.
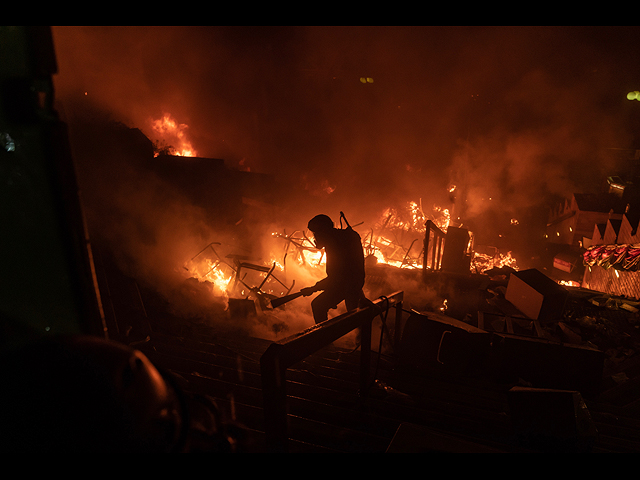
[260,343,289,453]
[424,220,445,272]
[359,312,372,396]
[259,291,403,453]
[394,297,405,353]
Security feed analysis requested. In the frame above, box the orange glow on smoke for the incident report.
[150,113,198,157]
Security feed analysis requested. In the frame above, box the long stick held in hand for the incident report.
[269,291,305,309]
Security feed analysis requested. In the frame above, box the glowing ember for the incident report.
[149,113,198,157]
[439,298,448,312]
[431,205,451,232]
[471,250,518,273]
[558,280,580,287]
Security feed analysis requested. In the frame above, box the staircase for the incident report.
[99,256,640,453]
[138,328,519,452]
[131,322,640,453]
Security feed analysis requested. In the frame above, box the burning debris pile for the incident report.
[69,116,526,343]
[355,199,518,274]
[75,119,638,406]
[472,247,518,275]
[182,236,321,311]
[173,194,524,338]
[364,201,445,269]
[176,227,332,339]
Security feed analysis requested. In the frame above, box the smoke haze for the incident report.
[48,26,640,337]
[52,26,640,205]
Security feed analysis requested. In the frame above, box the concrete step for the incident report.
[139,327,640,452]
[140,329,516,451]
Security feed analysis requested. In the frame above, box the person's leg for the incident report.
[345,289,366,311]
[311,289,346,324]
[344,289,366,347]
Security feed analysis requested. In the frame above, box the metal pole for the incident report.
[259,292,404,452]
[260,344,289,453]
[359,314,372,397]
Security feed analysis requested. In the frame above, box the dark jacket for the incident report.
[315,227,365,292]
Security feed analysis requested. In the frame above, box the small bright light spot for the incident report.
[439,298,448,312]
[1,132,15,152]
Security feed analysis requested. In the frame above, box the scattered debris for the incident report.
[465,268,640,407]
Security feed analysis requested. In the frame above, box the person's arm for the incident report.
[301,277,329,295]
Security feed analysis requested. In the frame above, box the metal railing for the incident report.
[259,291,404,452]
[423,220,445,271]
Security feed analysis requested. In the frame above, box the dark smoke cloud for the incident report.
[52,26,640,210]
[48,26,640,333]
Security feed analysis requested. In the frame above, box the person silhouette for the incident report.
[300,213,366,323]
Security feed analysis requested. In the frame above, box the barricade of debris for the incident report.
[475,267,640,407]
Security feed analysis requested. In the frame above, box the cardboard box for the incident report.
[505,269,568,323]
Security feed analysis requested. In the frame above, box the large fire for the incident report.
[183,234,326,312]
[182,199,519,312]
[364,200,447,269]
[149,113,198,157]
[150,114,518,307]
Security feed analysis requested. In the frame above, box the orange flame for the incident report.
[364,200,452,270]
[471,250,518,273]
[150,113,198,157]
[184,255,233,297]
[183,196,519,306]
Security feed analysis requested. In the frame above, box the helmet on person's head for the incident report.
[308,214,334,233]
